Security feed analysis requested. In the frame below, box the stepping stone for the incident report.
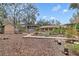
[3,36,9,40]
[3,37,9,40]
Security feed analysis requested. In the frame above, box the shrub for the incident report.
[35,27,40,32]
[70,44,79,55]
[51,29,60,35]
[48,28,66,35]
[65,27,77,38]
[19,27,26,33]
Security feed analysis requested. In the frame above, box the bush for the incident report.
[70,44,79,55]
[48,28,66,35]
[50,29,60,35]
[48,30,54,35]
[35,27,40,32]
[19,27,26,33]
[65,27,77,38]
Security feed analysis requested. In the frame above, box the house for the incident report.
[40,25,60,32]
[0,23,15,34]
[2,18,15,34]
[4,23,14,34]
[21,23,38,33]
[26,25,38,33]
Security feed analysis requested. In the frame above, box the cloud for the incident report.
[42,16,57,20]
[42,16,47,19]
[52,5,61,11]
[63,9,68,13]
[50,16,56,20]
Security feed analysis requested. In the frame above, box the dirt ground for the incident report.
[0,34,70,56]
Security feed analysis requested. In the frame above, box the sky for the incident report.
[35,3,76,24]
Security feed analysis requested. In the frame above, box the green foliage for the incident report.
[3,3,39,29]
[36,19,50,26]
[0,5,4,26]
[0,25,4,33]
[73,44,79,50]
[48,28,62,35]
[53,29,60,34]
[48,30,53,35]
[35,27,40,32]
[70,44,79,55]
[36,19,61,26]
[22,3,39,25]
[76,23,79,29]
[64,23,79,38]
[46,27,66,36]
[19,27,26,33]
[65,26,77,38]
[69,3,78,9]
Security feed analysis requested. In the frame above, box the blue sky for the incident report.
[35,3,76,24]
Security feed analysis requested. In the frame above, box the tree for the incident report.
[70,3,79,9]
[14,4,39,28]
[3,3,39,31]
[70,18,74,24]
[50,19,61,25]
[55,20,61,25]
[69,3,79,36]
[22,3,39,26]
[0,3,7,26]
[0,3,39,32]
[0,3,8,33]
[36,19,50,26]
[4,3,22,28]
[50,19,55,25]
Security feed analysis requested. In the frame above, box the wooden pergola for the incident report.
[40,25,60,32]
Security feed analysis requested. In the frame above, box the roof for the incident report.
[40,25,60,29]
[40,25,69,29]
[21,24,38,27]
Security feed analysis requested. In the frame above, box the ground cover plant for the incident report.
[68,44,79,55]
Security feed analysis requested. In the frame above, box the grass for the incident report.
[68,44,79,55]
